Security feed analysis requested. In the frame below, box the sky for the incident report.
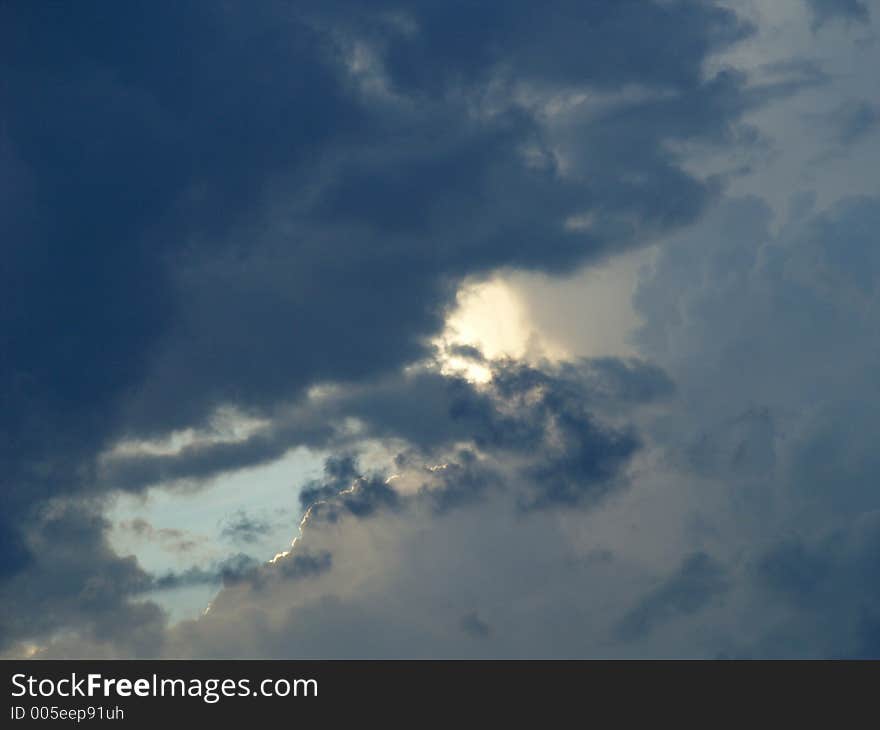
[1,0,879,658]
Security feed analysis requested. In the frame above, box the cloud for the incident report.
[0,1,856,657]
[825,99,880,147]
[301,472,402,523]
[446,344,487,363]
[628,192,880,655]
[99,356,674,499]
[33,352,673,658]
[0,0,754,447]
[752,512,880,657]
[0,501,165,658]
[119,519,200,553]
[805,0,870,29]
[151,189,880,660]
[30,189,880,658]
[459,611,491,639]
[219,511,274,546]
[150,554,261,592]
[615,553,728,642]
[151,354,682,658]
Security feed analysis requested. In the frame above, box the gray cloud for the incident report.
[0,501,165,658]
[119,518,200,553]
[219,511,274,546]
[291,356,664,520]
[825,99,880,147]
[460,611,491,639]
[150,554,261,592]
[1,6,764,619]
[100,357,673,499]
[615,553,729,642]
[628,192,880,655]
[2,1,865,658]
[148,550,332,593]
[752,512,880,657]
[805,0,870,29]
[147,190,880,660]
[33,352,674,658]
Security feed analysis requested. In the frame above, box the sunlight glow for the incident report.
[434,277,569,383]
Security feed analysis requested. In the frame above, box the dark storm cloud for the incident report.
[0,502,165,657]
[374,358,667,510]
[100,356,673,496]
[0,1,358,492]
[0,0,789,653]
[1,0,754,487]
[299,448,497,519]
[288,357,667,526]
[0,1,362,613]
[378,0,751,93]
[0,524,29,581]
[147,357,665,520]
[99,409,335,493]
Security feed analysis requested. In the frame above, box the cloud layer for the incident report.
[2,0,878,658]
